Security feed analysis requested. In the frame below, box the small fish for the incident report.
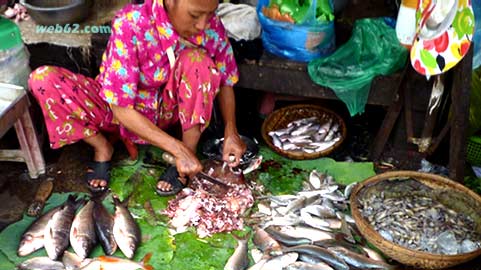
[288,116,318,127]
[285,261,334,270]
[308,170,324,190]
[260,253,299,270]
[301,205,337,219]
[253,227,282,255]
[264,226,311,246]
[112,196,141,259]
[283,245,349,270]
[63,250,153,270]
[18,205,62,256]
[278,225,335,242]
[343,182,357,199]
[44,195,82,260]
[327,246,395,270]
[70,200,97,260]
[93,199,117,256]
[224,233,250,270]
[17,257,65,270]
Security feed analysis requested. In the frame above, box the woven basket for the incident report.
[350,171,481,269]
[261,104,346,160]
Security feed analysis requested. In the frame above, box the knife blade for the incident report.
[161,152,230,189]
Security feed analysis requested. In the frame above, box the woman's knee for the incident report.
[28,66,61,95]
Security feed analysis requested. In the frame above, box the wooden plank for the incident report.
[449,47,472,183]
[237,54,402,106]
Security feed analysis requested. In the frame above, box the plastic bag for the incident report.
[217,3,261,41]
[257,0,335,62]
[308,18,408,116]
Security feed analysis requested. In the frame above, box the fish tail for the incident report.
[232,231,251,242]
[142,253,152,264]
[141,252,154,270]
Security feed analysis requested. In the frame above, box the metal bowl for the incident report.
[20,0,92,25]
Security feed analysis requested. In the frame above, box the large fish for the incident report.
[17,256,65,270]
[224,233,250,270]
[112,196,141,259]
[62,250,153,270]
[283,245,349,270]
[92,199,117,255]
[18,205,62,256]
[44,195,82,260]
[70,200,96,260]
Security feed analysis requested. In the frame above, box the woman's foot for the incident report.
[84,134,114,191]
[155,166,186,196]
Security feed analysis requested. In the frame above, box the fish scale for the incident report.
[70,200,97,260]
[113,196,141,259]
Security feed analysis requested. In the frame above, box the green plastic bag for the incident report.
[308,18,408,116]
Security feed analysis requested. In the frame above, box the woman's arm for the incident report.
[111,105,202,178]
[217,85,246,167]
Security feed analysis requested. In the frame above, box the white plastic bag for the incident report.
[217,3,261,41]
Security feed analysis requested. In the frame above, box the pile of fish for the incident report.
[225,170,396,270]
[17,194,141,262]
[358,179,481,255]
[268,116,342,154]
[164,160,254,238]
[18,251,152,270]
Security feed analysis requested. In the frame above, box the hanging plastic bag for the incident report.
[308,18,408,116]
[257,0,335,62]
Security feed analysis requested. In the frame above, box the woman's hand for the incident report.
[222,132,246,167]
[173,144,203,181]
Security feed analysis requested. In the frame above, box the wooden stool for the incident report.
[0,83,45,179]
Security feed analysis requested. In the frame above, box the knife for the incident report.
[161,152,230,189]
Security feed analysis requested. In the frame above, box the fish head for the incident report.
[17,234,43,256]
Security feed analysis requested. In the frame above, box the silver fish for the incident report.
[70,200,96,260]
[44,195,81,260]
[285,261,334,270]
[253,227,282,255]
[327,246,395,270]
[278,225,335,242]
[288,116,318,127]
[224,233,250,270]
[18,205,62,257]
[17,257,65,270]
[93,199,117,256]
[283,245,349,270]
[260,253,298,270]
[112,196,141,259]
[264,226,311,246]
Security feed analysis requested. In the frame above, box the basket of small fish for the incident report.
[261,104,346,160]
[350,171,481,269]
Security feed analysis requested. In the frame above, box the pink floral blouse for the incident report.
[96,0,239,140]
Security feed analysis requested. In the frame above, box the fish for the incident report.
[278,225,336,242]
[112,196,141,259]
[282,245,349,270]
[62,250,153,270]
[252,227,282,255]
[17,256,65,270]
[70,200,97,260]
[18,205,62,257]
[264,226,311,246]
[327,246,396,270]
[44,195,82,260]
[224,233,250,270]
[285,261,334,270]
[93,199,117,255]
[260,253,298,270]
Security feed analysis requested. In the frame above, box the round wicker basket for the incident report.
[261,104,346,160]
[350,171,481,269]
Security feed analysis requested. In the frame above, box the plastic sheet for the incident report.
[308,18,408,116]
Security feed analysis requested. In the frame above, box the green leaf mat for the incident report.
[0,145,375,269]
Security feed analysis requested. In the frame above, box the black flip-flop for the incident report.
[86,161,110,193]
[155,166,185,196]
